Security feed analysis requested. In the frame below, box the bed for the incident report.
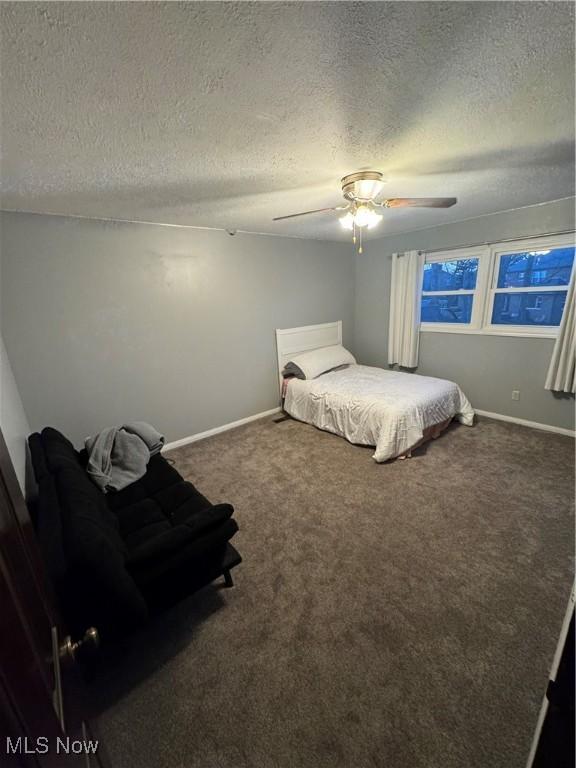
[275,321,474,462]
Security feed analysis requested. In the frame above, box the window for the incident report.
[486,244,574,333]
[420,248,490,331]
[420,235,575,337]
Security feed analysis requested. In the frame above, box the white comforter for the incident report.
[284,364,474,462]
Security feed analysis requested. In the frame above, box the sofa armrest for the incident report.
[126,503,234,567]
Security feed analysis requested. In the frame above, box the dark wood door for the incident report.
[0,427,102,767]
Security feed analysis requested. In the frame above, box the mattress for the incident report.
[283,364,474,462]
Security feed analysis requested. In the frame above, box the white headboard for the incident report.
[274,321,342,393]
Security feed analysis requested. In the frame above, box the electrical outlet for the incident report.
[512,390,520,401]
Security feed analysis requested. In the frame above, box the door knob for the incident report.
[59,627,99,663]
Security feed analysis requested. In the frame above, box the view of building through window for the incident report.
[491,247,574,326]
[496,248,574,288]
[422,259,479,292]
[421,258,478,323]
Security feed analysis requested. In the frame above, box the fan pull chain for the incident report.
[352,219,356,246]
[358,226,363,254]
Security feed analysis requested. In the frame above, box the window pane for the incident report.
[421,294,474,323]
[497,247,575,288]
[422,259,478,291]
[491,291,567,326]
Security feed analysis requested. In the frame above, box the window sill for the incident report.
[420,326,558,339]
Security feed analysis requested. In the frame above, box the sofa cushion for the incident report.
[116,487,229,553]
[116,499,172,550]
[154,480,211,522]
[129,517,239,588]
[56,465,125,557]
[125,504,234,567]
[141,454,183,493]
[41,427,82,474]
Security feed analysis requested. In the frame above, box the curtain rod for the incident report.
[417,228,575,256]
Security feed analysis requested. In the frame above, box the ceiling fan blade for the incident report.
[273,206,343,221]
[384,197,457,208]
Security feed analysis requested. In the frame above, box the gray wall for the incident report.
[0,224,32,494]
[1,212,354,445]
[0,219,32,494]
[355,198,576,430]
[0,337,31,493]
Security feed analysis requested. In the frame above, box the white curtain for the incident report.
[388,250,424,368]
[545,267,576,393]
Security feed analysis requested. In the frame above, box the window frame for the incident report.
[482,234,575,337]
[420,246,491,334]
[420,233,575,338]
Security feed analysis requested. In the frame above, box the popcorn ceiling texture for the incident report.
[0,1,574,240]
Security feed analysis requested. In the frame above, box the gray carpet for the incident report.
[92,415,574,768]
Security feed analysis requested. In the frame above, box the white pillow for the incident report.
[283,344,356,380]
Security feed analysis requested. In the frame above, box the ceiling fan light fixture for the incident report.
[354,204,382,229]
[339,212,354,230]
[341,170,386,201]
[354,178,386,200]
[273,170,456,255]
[366,212,383,229]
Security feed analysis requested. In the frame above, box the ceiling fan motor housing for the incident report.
[341,171,386,202]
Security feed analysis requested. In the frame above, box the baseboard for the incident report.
[164,406,573,450]
[475,409,575,437]
[163,407,281,452]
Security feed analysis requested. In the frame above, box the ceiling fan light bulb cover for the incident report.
[339,212,354,230]
[354,205,382,228]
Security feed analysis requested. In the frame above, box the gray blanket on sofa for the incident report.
[85,422,165,493]
[121,421,165,456]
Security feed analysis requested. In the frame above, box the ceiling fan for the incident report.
[273,171,456,253]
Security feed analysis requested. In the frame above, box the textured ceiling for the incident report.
[0,1,574,241]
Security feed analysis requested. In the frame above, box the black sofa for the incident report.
[28,427,241,638]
